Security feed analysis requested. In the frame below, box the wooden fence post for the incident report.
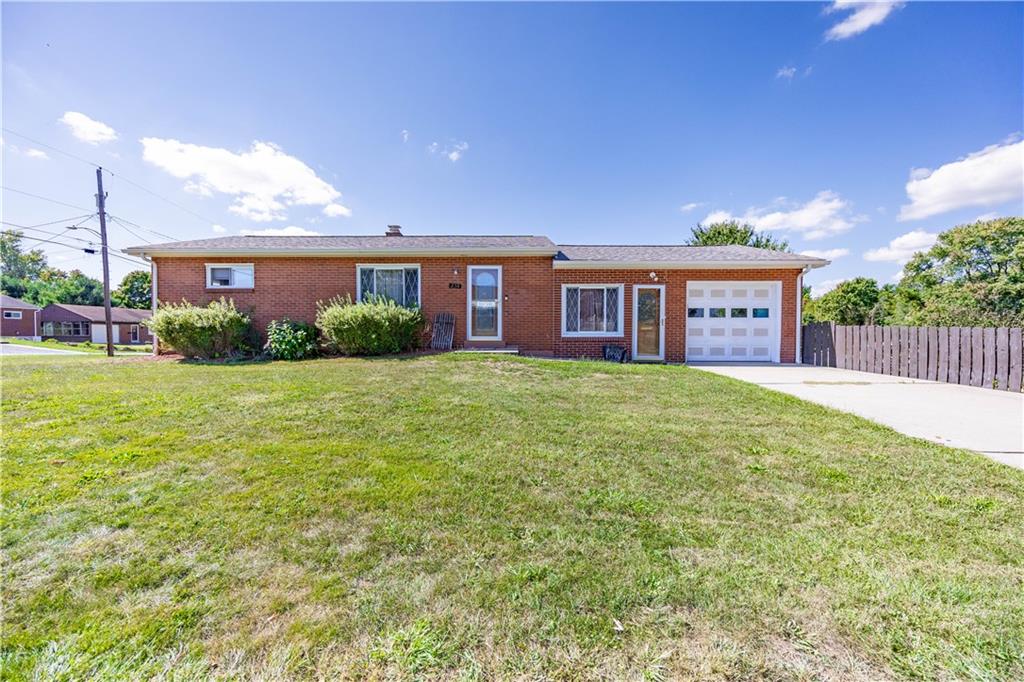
[1009,328,1022,393]
[959,327,972,385]
[995,327,1009,390]
[937,327,949,383]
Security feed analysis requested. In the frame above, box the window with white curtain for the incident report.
[356,265,420,307]
[562,284,623,336]
[206,264,254,289]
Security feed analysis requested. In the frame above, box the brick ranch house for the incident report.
[1,294,41,340]
[125,226,829,362]
[40,304,153,345]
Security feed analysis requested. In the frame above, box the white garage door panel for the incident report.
[686,282,781,362]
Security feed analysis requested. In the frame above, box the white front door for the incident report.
[467,266,502,341]
[91,323,106,344]
[632,285,665,361]
[686,282,781,362]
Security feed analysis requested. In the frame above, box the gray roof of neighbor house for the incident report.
[554,244,829,268]
[41,303,151,323]
[124,235,560,257]
[0,294,41,310]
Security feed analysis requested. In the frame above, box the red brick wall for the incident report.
[0,308,39,337]
[552,268,801,362]
[153,256,555,352]
[153,257,801,361]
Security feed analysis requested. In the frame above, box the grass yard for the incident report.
[2,354,1022,680]
[1,338,152,354]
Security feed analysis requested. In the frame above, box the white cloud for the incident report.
[825,1,904,41]
[212,224,226,234]
[800,248,849,260]
[975,212,998,222]
[141,138,351,222]
[702,190,865,240]
[898,137,1024,221]
[240,225,323,237]
[446,141,469,162]
[401,130,410,143]
[59,111,118,145]
[863,229,938,264]
[679,202,704,212]
[810,278,848,296]
[428,140,469,162]
[776,66,797,80]
[24,148,49,160]
[323,203,352,218]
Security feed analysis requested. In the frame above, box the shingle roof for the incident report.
[555,244,829,266]
[0,294,40,310]
[45,304,151,323]
[125,235,558,255]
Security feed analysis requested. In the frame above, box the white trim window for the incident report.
[43,321,91,336]
[3,310,23,319]
[562,284,624,337]
[206,263,254,289]
[357,264,421,307]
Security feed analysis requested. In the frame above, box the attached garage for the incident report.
[685,281,781,362]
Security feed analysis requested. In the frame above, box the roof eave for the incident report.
[552,259,830,270]
[124,247,560,258]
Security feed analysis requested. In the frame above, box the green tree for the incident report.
[895,217,1024,326]
[23,270,104,307]
[687,220,790,251]
[807,277,882,325]
[112,270,152,309]
[0,230,48,281]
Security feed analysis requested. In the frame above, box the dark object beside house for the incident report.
[430,312,455,350]
[603,344,629,363]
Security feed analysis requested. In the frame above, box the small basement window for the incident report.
[563,284,623,336]
[206,264,254,289]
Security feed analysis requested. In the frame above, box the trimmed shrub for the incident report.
[145,298,254,359]
[265,318,319,360]
[316,295,425,356]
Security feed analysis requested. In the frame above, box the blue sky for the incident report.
[3,1,1022,293]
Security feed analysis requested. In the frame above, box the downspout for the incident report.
[796,265,810,364]
[141,254,158,356]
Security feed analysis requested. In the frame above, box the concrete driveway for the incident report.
[0,343,86,356]
[694,363,1024,469]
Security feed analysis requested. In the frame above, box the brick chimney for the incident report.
[385,224,403,237]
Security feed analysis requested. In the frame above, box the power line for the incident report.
[105,213,176,241]
[1,222,99,245]
[12,232,95,251]
[102,170,221,228]
[1,186,93,212]
[3,126,218,233]
[107,215,153,244]
[1,128,101,168]
[13,232,147,267]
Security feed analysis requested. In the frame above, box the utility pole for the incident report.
[96,167,114,357]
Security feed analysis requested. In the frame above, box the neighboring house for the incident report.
[40,304,153,345]
[125,226,829,362]
[0,294,41,340]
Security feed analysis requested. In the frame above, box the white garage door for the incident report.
[686,282,781,362]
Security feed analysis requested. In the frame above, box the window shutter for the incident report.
[404,268,419,307]
[605,287,619,332]
[565,287,580,332]
[359,268,374,301]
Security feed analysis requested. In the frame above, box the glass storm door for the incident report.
[468,266,501,340]
[634,285,664,360]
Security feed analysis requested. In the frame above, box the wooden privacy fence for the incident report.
[802,322,1024,392]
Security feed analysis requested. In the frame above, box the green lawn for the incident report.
[1,337,152,354]
[2,354,1021,680]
